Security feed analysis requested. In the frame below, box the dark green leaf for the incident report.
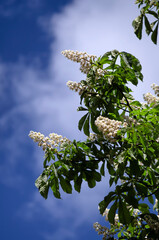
[108,201,118,224]
[138,203,149,213]
[109,176,115,187]
[98,191,116,215]
[92,171,101,182]
[87,177,96,188]
[151,23,158,44]
[74,174,82,193]
[83,114,90,136]
[118,199,131,225]
[147,10,159,19]
[78,113,88,131]
[135,182,148,196]
[59,176,72,194]
[100,161,105,176]
[148,195,154,205]
[91,113,99,134]
[107,161,115,175]
[144,15,152,35]
[50,176,61,199]
[155,189,159,201]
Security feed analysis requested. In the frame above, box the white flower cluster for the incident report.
[151,83,159,97]
[66,80,88,95]
[103,208,119,225]
[123,115,140,126]
[88,133,99,141]
[93,222,115,239]
[95,116,127,141]
[29,131,71,151]
[61,50,96,74]
[143,92,159,105]
[95,68,108,79]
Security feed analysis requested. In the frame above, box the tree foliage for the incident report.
[29,1,159,239]
[133,0,159,44]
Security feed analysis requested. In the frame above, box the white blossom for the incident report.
[95,116,127,142]
[61,50,97,74]
[151,83,159,97]
[66,80,88,95]
[143,92,159,105]
[29,131,71,151]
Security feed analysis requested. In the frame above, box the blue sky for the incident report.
[1,0,159,240]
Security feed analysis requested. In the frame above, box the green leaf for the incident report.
[144,15,152,35]
[39,182,49,199]
[108,201,118,224]
[132,14,143,40]
[50,176,61,199]
[132,129,137,145]
[135,182,148,196]
[148,195,154,205]
[151,23,158,44]
[139,133,146,149]
[35,174,49,199]
[98,191,116,215]
[147,10,159,19]
[59,176,72,194]
[92,171,101,182]
[120,52,143,84]
[74,174,82,193]
[78,113,88,131]
[91,113,99,134]
[138,203,149,213]
[99,51,111,65]
[83,114,90,136]
[155,189,159,201]
[107,161,115,175]
[109,176,115,187]
[87,177,96,188]
[118,199,131,225]
[77,106,88,111]
[100,161,105,176]
[130,100,142,107]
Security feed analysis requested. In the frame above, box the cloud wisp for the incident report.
[1,0,159,239]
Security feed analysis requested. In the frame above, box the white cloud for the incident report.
[1,0,159,238]
[19,178,109,239]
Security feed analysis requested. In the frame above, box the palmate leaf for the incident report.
[120,52,142,74]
